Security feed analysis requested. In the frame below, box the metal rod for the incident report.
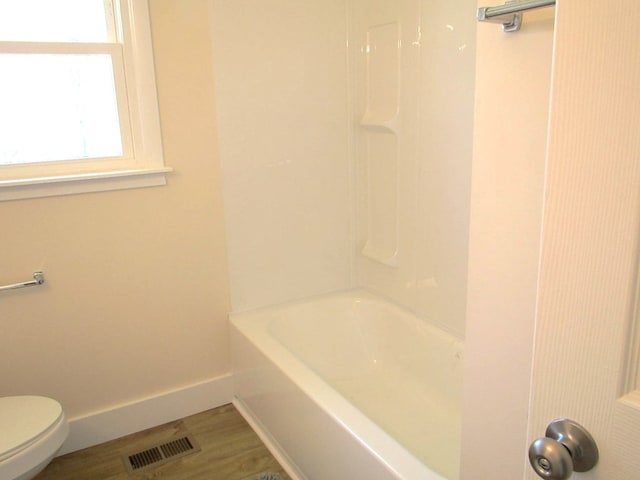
[0,272,45,292]
[478,0,555,32]
[481,0,555,18]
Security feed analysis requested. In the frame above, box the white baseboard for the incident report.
[59,374,233,455]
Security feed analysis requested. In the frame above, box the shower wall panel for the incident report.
[352,0,476,338]
[210,0,352,312]
[211,0,476,333]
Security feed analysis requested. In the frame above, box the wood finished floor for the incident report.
[35,404,291,480]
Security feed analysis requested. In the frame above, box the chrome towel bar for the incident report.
[478,0,556,32]
[0,272,45,292]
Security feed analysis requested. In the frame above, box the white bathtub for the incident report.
[230,289,464,480]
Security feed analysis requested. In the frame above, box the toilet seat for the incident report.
[0,396,65,462]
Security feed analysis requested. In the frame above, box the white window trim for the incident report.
[0,0,171,201]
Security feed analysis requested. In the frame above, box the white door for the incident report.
[462,1,640,479]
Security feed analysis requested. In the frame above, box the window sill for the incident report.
[0,167,173,201]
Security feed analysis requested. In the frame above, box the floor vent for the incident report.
[124,435,200,473]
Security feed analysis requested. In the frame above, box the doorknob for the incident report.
[528,418,599,479]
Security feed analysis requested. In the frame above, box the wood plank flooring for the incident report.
[35,404,291,480]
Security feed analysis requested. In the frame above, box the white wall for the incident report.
[353,0,477,338]
[0,0,230,430]
[210,0,352,313]
[461,5,555,479]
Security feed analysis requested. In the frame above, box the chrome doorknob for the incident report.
[528,418,599,480]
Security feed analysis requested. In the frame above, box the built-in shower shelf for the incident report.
[360,114,399,134]
[362,243,399,267]
[360,20,400,269]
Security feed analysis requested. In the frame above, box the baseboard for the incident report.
[59,374,233,455]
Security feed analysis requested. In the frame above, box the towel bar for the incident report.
[0,272,45,292]
[478,0,556,32]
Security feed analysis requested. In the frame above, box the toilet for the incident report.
[0,396,69,480]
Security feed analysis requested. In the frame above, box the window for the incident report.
[0,0,170,201]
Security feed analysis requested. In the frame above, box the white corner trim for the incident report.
[232,397,305,480]
[59,374,233,455]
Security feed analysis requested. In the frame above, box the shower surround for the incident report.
[211,0,475,477]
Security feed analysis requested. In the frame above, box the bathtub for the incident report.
[230,289,464,480]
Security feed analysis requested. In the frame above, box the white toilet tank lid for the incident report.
[0,395,64,460]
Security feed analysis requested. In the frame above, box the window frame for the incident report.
[0,0,170,201]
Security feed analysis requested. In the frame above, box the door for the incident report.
[462,1,640,479]
[526,0,640,477]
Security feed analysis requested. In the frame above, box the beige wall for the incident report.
[0,0,230,419]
